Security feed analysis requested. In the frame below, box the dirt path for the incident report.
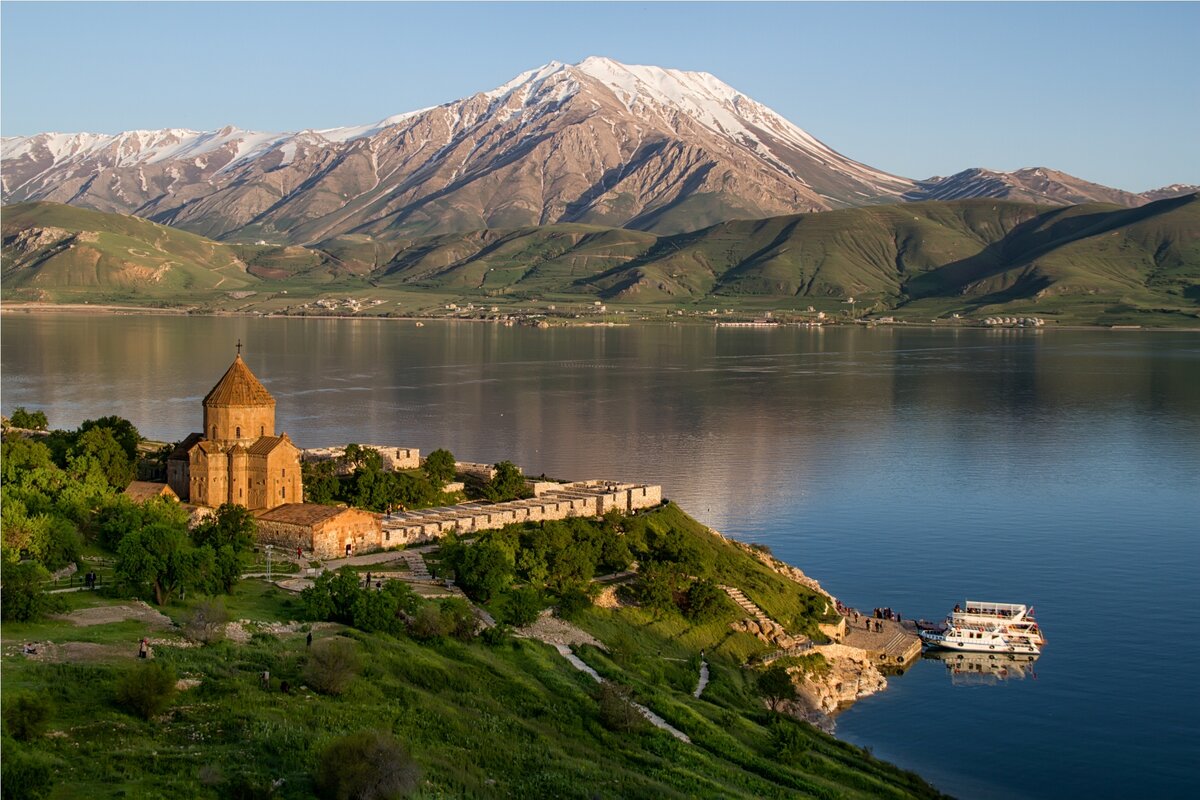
[694,658,710,698]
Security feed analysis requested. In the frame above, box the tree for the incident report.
[115,662,177,720]
[305,638,360,696]
[683,578,729,621]
[452,540,513,602]
[482,461,529,502]
[757,665,798,712]
[9,407,48,431]
[439,597,477,641]
[497,586,543,627]
[302,569,364,624]
[78,416,141,461]
[183,598,229,645]
[1,744,58,800]
[351,582,414,635]
[303,460,341,505]
[314,730,420,800]
[192,504,257,553]
[633,561,684,614]
[69,427,135,489]
[116,523,209,605]
[596,683,646,732]
[0,561,63,622]
[422,448,456,487]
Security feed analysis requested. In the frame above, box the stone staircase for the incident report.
[721,585,808,650]
[400,550,432,581]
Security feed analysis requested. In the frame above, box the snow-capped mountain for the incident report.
[1,58,1187,243]
[903,167,1194,208]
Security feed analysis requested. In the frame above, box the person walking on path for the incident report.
[138,638,149,659]
[306,631,313,648]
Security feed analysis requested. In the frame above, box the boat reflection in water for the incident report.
[924,650,1040,686]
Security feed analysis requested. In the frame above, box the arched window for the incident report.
[211,425,216,439]
[260,426,265,436]
[236,426,241,438]
[281,486,286,499]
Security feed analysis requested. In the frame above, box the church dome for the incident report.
[203,355,275,408]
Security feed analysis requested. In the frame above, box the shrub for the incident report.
[554,585,593,620]
[1,744,58,800]
[3,694,52,741]
[496,586,543,628]
[305,638,360,696]
[115,662,178,720]
[452,540,513,602]
[596,682,646,733]
[314,730,420,800]
[407,604,447,641]
[770,719,810,764]
[439,598,477,641]
[183,598,229,645]
[0,561,63,622]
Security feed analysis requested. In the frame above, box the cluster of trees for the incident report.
[437,510,733,624]
[300,567,477,642]
[1,414,148,621]
[1,409,262,617]
[302,446,457,512]
[6,407,48,431]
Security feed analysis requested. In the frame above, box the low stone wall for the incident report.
[381,481,665,547]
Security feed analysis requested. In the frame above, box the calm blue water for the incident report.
[3,314,1198,798]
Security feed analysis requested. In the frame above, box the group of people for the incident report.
[846,607,904,634]
[363,572,383,590]
[873,607,901,623]
[83,571,99,590]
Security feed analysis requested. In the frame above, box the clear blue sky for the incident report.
[3,1,1197,191]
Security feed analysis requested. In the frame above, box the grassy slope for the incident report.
[1,505,942,799]
[3,197,1197,324]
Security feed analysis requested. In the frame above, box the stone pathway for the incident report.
[552,644,691,744]
[694,658,710,698]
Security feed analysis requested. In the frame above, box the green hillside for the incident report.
[4,196,1198,325]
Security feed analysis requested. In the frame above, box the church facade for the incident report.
[167,353,303,510]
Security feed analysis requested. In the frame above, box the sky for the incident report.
[2,1,1197,191]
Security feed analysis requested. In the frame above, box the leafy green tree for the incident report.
[392,472,436,508]
[554,585,594,620]
[683,578,730,621]
[633,561,684,614]
[1,439,55,484]
[757,665,798,712]
[8,407,49,431]
[452,540,514,602]
[301,569,364,624]
[351,582,415,635]
[78,415,141,461]
[0,561,63,622]
[497,586,544,627]
[40,516,82,571]
[69,427,135,489]
[302,460,341,505]
[422,448,456,487]
[192,504,256,552]
[482,460,529,502]
[314,730,420,800]
[115,662,177,720]
[408,603,448,641]
[349,461,399,512]
[116,523,210,605]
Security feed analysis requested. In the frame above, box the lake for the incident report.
[3,312,1198,799]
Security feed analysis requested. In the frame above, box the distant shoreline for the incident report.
[3,302,1198,332]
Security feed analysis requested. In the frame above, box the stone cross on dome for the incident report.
[236,339,243,356]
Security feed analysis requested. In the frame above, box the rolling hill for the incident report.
[3,195,1198,324]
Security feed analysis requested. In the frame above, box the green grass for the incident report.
[1,505,946,799]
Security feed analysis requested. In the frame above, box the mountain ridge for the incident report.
[4,58,1192,244]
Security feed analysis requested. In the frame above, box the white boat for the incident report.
[918,600,1043,655]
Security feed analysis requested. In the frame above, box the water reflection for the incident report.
[923,651,1041,686]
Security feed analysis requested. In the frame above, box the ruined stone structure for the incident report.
[123,480,180,503]
[255,504,382,560]
[167,352,303,510]
[381,481,663,547]
[301,445,420,474]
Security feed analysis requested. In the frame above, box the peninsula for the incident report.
[1,353,934,798]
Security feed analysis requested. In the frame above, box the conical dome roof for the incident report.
[203,355,275,407]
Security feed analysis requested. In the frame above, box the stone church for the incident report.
[166,348,383,558]
[167,351,303,510]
